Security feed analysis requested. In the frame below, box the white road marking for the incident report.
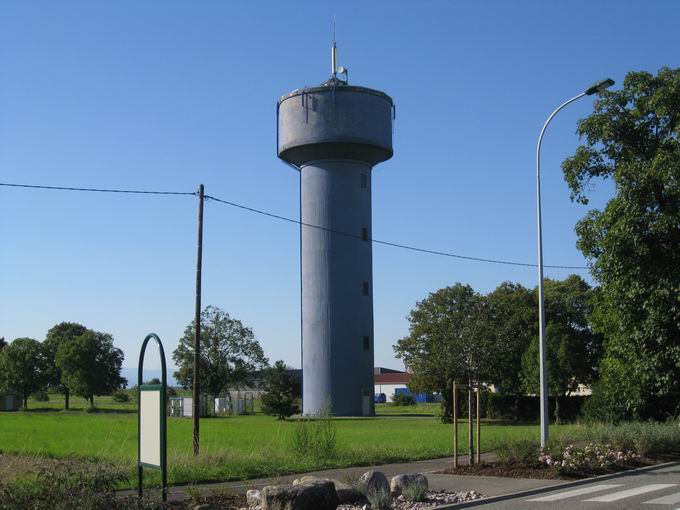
[527,484,623,502]
[584,484,677,502]
[644,491,680,505]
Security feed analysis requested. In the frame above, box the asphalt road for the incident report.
[462,464,680,510]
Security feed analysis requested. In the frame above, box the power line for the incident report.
[205,194,588,270]
[0,182,196,196]
[0,181,588,270]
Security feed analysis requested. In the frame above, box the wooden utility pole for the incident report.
[476,382,481,464]
[468,379,474,466]
[193,184,204,456]
[453,380,458,468]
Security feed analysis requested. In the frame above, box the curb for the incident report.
[431,460,680,509]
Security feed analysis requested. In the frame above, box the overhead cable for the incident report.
[0,181,588,270]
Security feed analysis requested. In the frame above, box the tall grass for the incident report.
[290,403,337,459]
[402,482,428,502]
[569,421,680,457]
[366,487,391,510]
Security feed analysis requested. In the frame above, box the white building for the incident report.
[374,367,411,403]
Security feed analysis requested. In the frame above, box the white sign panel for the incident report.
[140,390,161,467]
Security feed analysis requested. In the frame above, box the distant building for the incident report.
[374,367,411,402]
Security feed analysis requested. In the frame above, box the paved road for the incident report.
[122,453,557,502]
[460,464,680,510]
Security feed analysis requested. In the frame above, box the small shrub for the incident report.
[493,437,541,466]
[392,393,416,406]
[112,390,130,403]
[402,482,427,502]
[0,463,129,510]
[539,443,638,476]
[366,486,391,510]
[185,484,203,504]
[290,402,336,458]
[32,391,50,402]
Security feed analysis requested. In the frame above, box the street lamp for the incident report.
[536,78,614,448]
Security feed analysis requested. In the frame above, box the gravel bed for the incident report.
[336,490,485,509]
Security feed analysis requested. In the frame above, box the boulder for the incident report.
[293,476,364,504]
[261,480,339,510]
[358,470,390,497]
[390,473,428,497]
[247,489,262,506]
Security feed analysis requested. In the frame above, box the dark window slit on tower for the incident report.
[361,174,367,189]
[363,336,370,351]
[362,281,369,295]
[362,227,368,241]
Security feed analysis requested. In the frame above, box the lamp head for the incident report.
[585,78,615,95]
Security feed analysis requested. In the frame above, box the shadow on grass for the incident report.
[21,407,137,415]
[374,413,435,418]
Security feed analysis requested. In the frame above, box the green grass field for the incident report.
[0,395,582,487]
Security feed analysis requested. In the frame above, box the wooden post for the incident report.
[193,184,204,456]
[468,380,474,466]
[476,382,481,464]
[453,380,458,468]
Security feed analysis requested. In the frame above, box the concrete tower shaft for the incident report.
[278,82,394,416]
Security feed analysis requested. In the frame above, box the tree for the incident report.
[173,306,268,397]
[0,338,50,408]
[520,276,602,423]
[561,67,680,419]
[484,282,536,395]
[0,337,6,351]
[260,360,300,419]
[44,322,88,410]
[55,330,126,409]
[394,284,497,421]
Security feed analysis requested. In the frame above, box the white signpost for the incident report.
[137,333,167,501]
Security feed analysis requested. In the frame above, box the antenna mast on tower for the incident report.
[331,18,337,79]
[330,19,348,84]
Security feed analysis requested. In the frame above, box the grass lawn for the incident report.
[0,397,580,487]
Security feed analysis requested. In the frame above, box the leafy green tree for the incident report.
[0,337,6,351]
[173,306,268,397]
[520,276,602,423]
[260,360,300,419]
[44,322,88,410]
[0,338,50,408]
[394,284,498,421]
[485,282,536,395]
[561,67,680,419]
[55,331,126,409]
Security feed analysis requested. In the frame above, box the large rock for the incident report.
[293,476,364,504]
[390,473,428,497]
[261,480,339,510]
[358,470,390,497]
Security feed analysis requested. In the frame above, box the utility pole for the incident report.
[193,183,204,456]
[452,380,458,468]
[476,382,481,464]
[468,379,474,466]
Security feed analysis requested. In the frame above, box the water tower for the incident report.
[277,43,394,416]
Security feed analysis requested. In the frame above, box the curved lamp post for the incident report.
[536,78,614,448]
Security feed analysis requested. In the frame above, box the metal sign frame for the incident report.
[137,333,167,501]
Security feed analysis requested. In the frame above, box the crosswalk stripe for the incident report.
[526,484,624,502]
[644,491,680,505]
[584,484,677,502]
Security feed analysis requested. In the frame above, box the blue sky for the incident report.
[1,1,678,376]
